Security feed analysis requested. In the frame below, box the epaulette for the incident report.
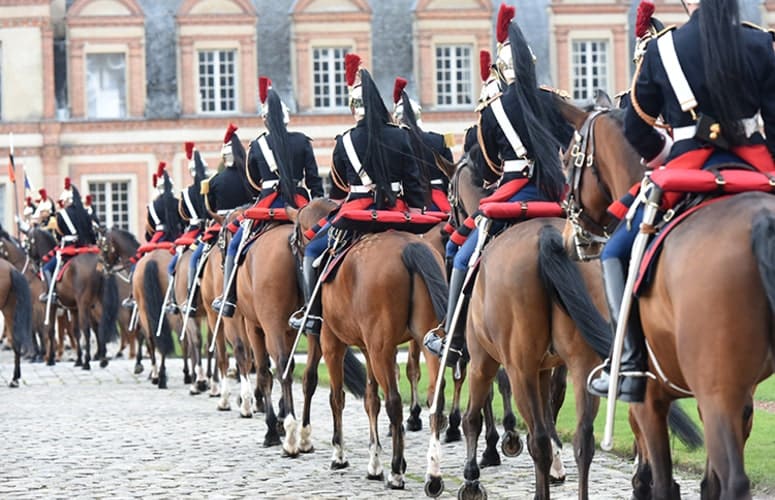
[443,132,455,148]
[481,93,503,108]
[304,134,313,142]
[614,89,629,99]
[742,21,767,32]
[654,25,676,38]
[200,176,212,195]
[386,122,401,128]
[539,85,571,100]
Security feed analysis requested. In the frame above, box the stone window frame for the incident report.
[176,0,258,117]
[84,49,129,120]
[81,172,136,232]
[569,37,610,101]
[195,45,240,115]
[310,45,351,111]
[433,42,475,109]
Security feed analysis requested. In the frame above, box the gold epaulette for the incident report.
[655,25,676,38]
[742,21,768,32]
[443,132,455,148]
[539,85,571,100]
[200,176,212,195]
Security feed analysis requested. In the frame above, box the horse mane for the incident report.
[112,227,140,247]
[0,223,13,242]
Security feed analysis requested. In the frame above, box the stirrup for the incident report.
[423,330,445,357]
[288,307,306,330]
[586,360,649,403]
[121,297,136,309]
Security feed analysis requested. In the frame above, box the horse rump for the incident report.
[142,259,174,356]
[751,209,775,371]
[9,268,33,355]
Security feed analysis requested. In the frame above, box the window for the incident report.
[88,181,130,230]
[198,50,236,113]
[312,47,349,109]
[571,40,609,101]
[435,45,473,107]
[86,53,127,119]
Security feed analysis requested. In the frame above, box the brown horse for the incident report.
[558,100,764,499]
[454,218,611,500]
[291,198,447,490]
[0,258,33,386]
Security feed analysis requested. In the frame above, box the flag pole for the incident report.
[8,133,20,239]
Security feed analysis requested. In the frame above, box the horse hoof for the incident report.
[151,377,159,385]
[210,392,221,399]
[386,477,405,490]
[501,431,523,458]
[74,359,82,367]
[299,445,314,454]
[217,404,230,411]
[330,460,349,471]
[263,435,281,447]
[254,400,266,413]
[549,474,566,485]
[479,449,502,468]
[183,374,192,385]
[134,363,144,375]
[8,379,19,388]
[100,359,109,368]
[367,472,384,481]
[406,416,422,432]
[239,410,252,419]
[158,379,167,389]
[424,475,444,498]
[189,387,201,396]
[82,362,91,371]
[445,427,462,443]
[457,480,488,500]
[197,380,209,393]
[46,359,55,367]
[114,351,124,359]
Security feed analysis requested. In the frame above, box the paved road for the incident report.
[0,345,706,499]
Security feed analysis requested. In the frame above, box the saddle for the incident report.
[331,209,443,234]
[634,164,775,295]
[479,201,564,222]
[136,241,175,260]
[56,245,100,281]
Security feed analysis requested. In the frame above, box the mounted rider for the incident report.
[201,123,257,316]
[588,0,775,402]
[83,194,104,234]
[288,54,426,336]
[34,188,57,235]
[173,141,209,316]
[39,177,97,303]
[424,7,568,366]
[391,77,453,213]
[210,78,324,319]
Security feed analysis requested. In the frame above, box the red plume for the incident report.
[64,177,71,190]
[393,77,408,105]
[259,76,271,104]
[39,188,47,200]
[345,54,361,87]
[152,174,158,189]
[156,161,166,178]
[224,123,238,144]
[480,50,492,82]
[635,0,656,38]
[496,3,516,44]
[58,200,64,209]
[85,194,92,206]
[185,141,194,160]
[26,196,32,206]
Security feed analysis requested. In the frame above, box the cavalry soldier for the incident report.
[175,141,209,316]
[84,194,104,233]
[392,77,453,212]
[589,0,775,402]
[289,54,425,336]
[34,188,57,235]
[213,78,323,318]
[39,178,97,303]
[205,123,257,316]
[17,196,36,234]
[424,12,568,366]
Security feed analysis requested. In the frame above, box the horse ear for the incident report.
[433,151,457,180]
[285,206,299,224]
[594,89,614,110]
[555,96,589,132]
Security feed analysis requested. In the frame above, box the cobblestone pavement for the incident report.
[0,346,707,499]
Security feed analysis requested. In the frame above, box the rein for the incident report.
[564,111,619,260]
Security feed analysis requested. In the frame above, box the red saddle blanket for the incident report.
[649,168,775,195]
[172,229,201,252]
[202,223,222,243]
[479,201,564,221]
[136,241,175,259]
[332,209,444,235]
[56,246,100,281]
[244,206,292,222]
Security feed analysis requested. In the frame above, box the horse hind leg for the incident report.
[405,340,423,432]
[496,366,522,459]
[479,388,503,468]
[446,360,467,443]
[324,331,349,471]
[364,361,384,481]
[370,346,405,489]
[299,333,322,454]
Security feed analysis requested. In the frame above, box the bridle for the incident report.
[564,110,620,261]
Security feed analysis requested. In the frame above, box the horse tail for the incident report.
[751,209,775,360]
[143,260,173,356]
[342,347,366,399]
[9,268,33,354]
[537,224,611,359]
[401,242,448,324]
[98,272,119,345]
[667,402,704,451]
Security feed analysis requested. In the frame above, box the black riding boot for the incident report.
[211,253,236,318]
[587,259,647,403]
[121,270,135,309]
[288,256,322,335]
[183,254,199,315]
[424,267,469,367]
[39,268,55,303]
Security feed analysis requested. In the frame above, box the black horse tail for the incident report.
[401,242,448,324]
[143,260,174,356]
[98,272,119,346]
[667,402,704,451]
[537,224,611,359]
[10,268,33,355]
[342,347,366,399]
[751,209,775,366]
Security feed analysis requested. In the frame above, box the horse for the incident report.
[290,198,447,490]
[0,258,33,386]
[557,99,761,499]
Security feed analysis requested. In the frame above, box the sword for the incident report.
[180,243,211,342]
[210,218,253,352]
[281,250,335,381]
[155,247,181,338]
[129,302,139,332]
[600,182,661,451]
[44,253,63,327]
[429,217,491,415]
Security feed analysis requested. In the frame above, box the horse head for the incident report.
[103,228,140,268]
[448,147,488,231]
[556,98,643,260]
